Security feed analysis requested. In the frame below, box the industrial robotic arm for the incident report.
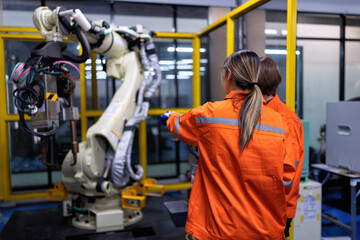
[9,6,162,231]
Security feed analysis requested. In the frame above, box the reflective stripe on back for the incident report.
[196,117,284,135]
[175,114,184,142]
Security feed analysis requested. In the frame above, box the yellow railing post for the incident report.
[0,37,6,201]
[139,120,147,180]
[192,36,201,107]
[286,0,297,111]
[227,18,235,57]
[79,47,87,142]
[91,52,98,111]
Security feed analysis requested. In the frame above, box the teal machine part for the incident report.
[301,120,309,181]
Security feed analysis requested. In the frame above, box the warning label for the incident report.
[46,92,58,101]
[302,195,318,222]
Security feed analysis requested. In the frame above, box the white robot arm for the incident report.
[10,6,162,231]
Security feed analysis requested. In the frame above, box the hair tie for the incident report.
[248,82,258,89]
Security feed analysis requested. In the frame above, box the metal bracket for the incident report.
[61,107,79,121]
[121,178,164,210]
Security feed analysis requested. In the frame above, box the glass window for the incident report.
[345,15,360,39]
[146,116,190,178]
[345,42,360,100]
[85,54,110,110]
[151,40,197,109]
[177,6,208,33]
[345,16,360,100]
[297,40,340,148]
[9,121,48,191]
[9,119,82,192]
[208,24,227,102]
[264,10,306,115]
[297,13,340,38]
[6,39,82,192]
[5,40,81,114]
[201,37,210,104]
[2,0,36,27]
[113,2,173,32]
[265,10,288,104]
[5,41,39,114]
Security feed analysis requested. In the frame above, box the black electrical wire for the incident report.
[61,23,90,63]
[13,80,44,114]
[19,112,57,137]
[13,68,58,137]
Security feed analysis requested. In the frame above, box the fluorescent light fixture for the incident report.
[166,74,191,80]
[97,72,107,79]
[264,29,278,35]
[166,74,175,79]
[264,49,300,55]
[178,71,193,76]
[177,65,193,70]
[85,59,106,64]
[265,49,287,55]
[85,66,104,71]
[159,60,175,65]
[281,30,288,35]
[167,47,206,53]
[178,59,193,64]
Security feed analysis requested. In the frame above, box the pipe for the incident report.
[41,137,61,167]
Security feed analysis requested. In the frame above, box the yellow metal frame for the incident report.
[0,32,48,201]
[0,0,297,200]
[286,0,298,111]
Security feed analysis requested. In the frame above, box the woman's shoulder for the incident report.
[192,100,226,114]
[261,105,284,126]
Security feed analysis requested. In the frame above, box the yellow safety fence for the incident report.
[0,0,297,202]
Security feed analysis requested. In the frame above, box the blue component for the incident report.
[159,111,171,126]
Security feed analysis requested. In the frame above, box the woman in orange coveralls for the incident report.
[160,50,295,240]
[258,56,304,238]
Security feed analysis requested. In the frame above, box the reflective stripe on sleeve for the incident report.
[295,160,299,167]
[283,180,293,187]
[175,114,184,142]
[196,117,284,135]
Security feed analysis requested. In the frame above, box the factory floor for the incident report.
[0,191,188,240]
[0,193,360,239]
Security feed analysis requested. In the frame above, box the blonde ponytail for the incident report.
[224,50,262,151]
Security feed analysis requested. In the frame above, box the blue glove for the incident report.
[159,111,172,126]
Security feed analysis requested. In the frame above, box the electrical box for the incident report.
[293,180,322,240]
[326,102,360,173]
[31,73,59,129]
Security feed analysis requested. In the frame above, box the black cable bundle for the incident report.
[12,67,58,137]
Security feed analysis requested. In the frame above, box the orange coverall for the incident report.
[167,91,295,240]
[265,93,305,218]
